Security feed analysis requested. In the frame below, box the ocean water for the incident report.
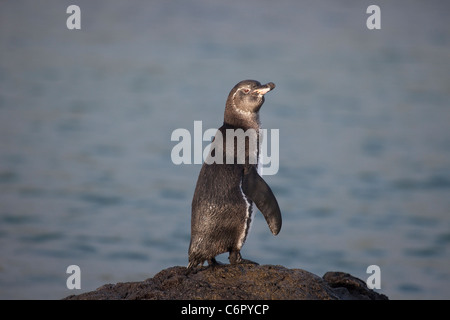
[1,0,450,299]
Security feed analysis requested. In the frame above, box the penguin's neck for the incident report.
[224,109,260,131]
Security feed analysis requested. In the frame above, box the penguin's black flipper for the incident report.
[242,166,282,235]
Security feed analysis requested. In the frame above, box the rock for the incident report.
[64,264,388,300]
[323,271,388,300]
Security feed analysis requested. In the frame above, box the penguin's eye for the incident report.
[242,88,250,94]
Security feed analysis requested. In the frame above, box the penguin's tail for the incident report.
[185,261,198,275]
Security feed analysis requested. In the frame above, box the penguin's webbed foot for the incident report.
[228,251,259,265]
[208,258,224,267]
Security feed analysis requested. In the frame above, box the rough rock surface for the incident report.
[64,264,388,300]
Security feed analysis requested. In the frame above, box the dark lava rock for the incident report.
[323,271,388,300]
[64,264,388,300]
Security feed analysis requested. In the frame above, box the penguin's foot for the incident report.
[208,258,224,267]
[228,251,259,265]
[186,258,222,275]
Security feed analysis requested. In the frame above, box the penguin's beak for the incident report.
[253,82,276,95]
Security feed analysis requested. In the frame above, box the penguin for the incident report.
[187,80,282,272]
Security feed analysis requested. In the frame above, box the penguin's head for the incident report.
[225,80,275,126]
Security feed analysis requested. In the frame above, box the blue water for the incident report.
[1,0,450,299]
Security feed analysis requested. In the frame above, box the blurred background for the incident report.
[1,0,449,299]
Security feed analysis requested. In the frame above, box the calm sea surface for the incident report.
[1,0,450,299]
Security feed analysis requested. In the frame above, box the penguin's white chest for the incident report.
[237,177,254,249]
[236,128,262,249]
